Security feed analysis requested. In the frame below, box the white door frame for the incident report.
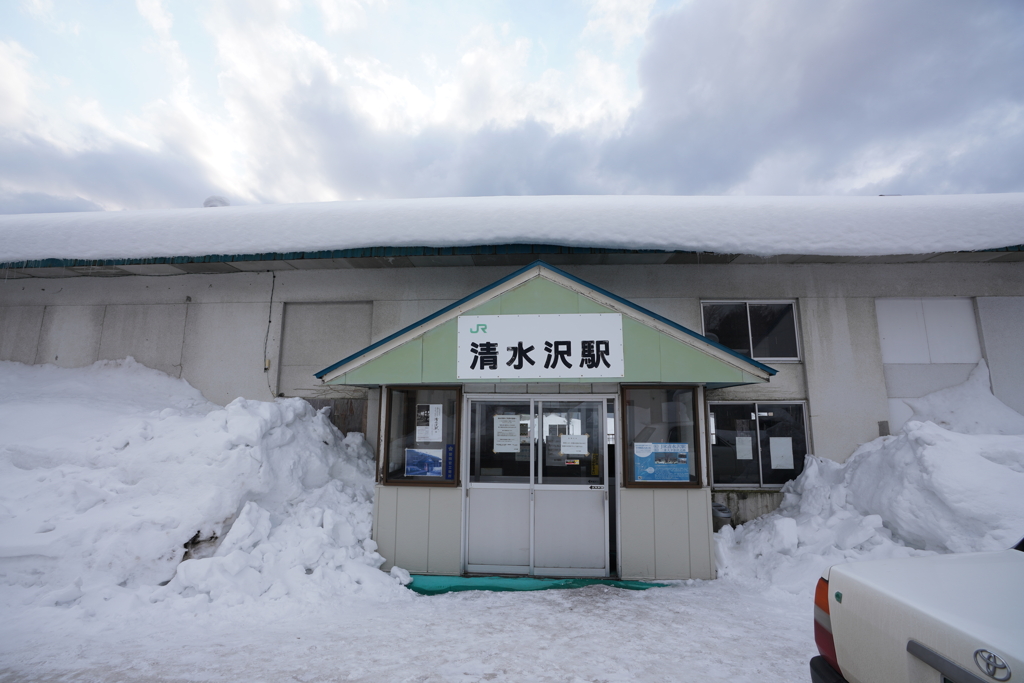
[461,393,615,577]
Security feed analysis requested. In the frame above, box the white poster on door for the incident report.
[415,404,443,442]
[735,436,753,460]
[493,415,520,453]
[560,434,589,455]
[769,436,794,469]
[457,314,624,379]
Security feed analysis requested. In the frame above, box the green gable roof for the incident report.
[316,261,775,388]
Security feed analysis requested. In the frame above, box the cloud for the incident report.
[0,40,35,130]
[610,0,1024,194]
[0,0,1022,214]
[313,0,382,34]
[582,0,657,50]
[0,190,102,214]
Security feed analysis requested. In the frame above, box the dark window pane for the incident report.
[386,388,459,483]
[758,404,807,485]
[469,401,532,483]
[703,303,751,356]
[710,403,761,486]
[623,387,698,485]
[749,304,798,358]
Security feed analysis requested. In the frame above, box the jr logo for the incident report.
[469,324,488,334]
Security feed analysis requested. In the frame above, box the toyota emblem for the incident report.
[974,650,1011,682]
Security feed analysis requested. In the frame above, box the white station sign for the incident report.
[457,313,624,379]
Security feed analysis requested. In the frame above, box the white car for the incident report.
[811,539,1024,683]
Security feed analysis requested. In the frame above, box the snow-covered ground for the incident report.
[1,359,1022,682]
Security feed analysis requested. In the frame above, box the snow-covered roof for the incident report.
[1,194,1022,263]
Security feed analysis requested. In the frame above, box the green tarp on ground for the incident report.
[408,575,668,596]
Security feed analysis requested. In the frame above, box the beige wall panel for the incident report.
[619,488,656,580]
[394,487,431,573]
[180,302,274,404]
[427,488,463,575]
[373,485,398,571]
[0,306,44,363]
[801,297,890,462]
[97,304,187,376]
[34,305,105,367]
[653,489,691,580]
[687,489,714,580]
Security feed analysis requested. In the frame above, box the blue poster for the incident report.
[634,442,689,481]
[444,444,456,480]
[405,448,444,477]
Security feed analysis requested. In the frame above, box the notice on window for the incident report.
[735,436,753,460]
[493,415,520,453]
[546,448,566,467]
[405,448,444,477]
[769,437,794,470]
[416,404,443,442]
[560,434,589,455]
[634,442,689,481]
[516,418,531,461]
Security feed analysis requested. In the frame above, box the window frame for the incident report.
[381,384,463,487]
[700,300,802,363]
[707,400,811,490]
[620,384,704,489]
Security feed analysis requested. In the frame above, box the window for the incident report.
[709,402,808,488]
[468,399,532,483]
[622,386,701,487]
[467,398,609,485]
[702,301,800,361]
[383,386,460,485]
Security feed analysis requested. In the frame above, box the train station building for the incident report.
[2,194,1022,580]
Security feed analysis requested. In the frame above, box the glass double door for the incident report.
[464,396,610,577]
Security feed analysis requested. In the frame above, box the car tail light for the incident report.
[814,577,843,676]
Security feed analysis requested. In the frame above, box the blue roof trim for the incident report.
[314,260,777,380]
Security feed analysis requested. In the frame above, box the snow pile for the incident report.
[1,193,1022,263]
[0,359,407,611]
[904,361,1024,435]
[717,361,1024,594]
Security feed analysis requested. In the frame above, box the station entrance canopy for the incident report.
[315,261,776,387]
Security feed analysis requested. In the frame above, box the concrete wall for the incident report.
[712,490,784,526]
[3,262,1023,463]
[279,301,372,398]
[977,297,1024,415]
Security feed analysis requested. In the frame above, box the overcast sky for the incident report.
[2,0,1023,212]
